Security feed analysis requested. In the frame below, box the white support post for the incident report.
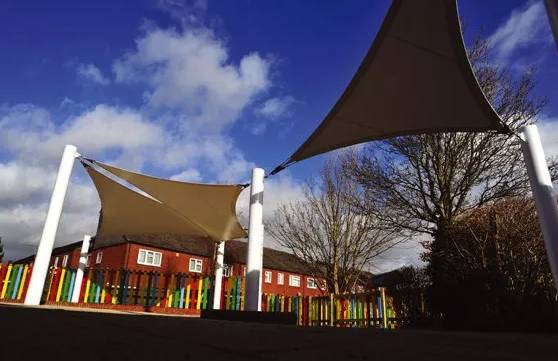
[520,124,558,290]
[71,234,91,303]
[24,144,78,305]
[213,240,225,310]
[245,168,265,312]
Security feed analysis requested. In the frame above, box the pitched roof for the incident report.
[93,234,216,259]
[224,240,315,275]
[15,240,83,264]
[95,235,316,276]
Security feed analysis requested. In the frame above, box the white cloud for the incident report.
[154,0,208,25]
[170,168,202,182]
[537,116,558,158]
[0,104,165,166]
[0,163,54,206]
[0,13,295,262]
[0,104,166,261]
[488,1,551,64]
[236,173,306,250]
[251,96,295,135]
[255,96,294,119]
[113,26,271,132]
[77,63,110,85]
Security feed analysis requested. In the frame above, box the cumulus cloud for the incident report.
[236,172,306,249]
[170,169,202,182]
[488,1,551,64]
[251,96,295,135]
[255,96,294,119]
[0,104,164,166]
[537,116,558,158]
[76,63,110,85]
[113,26,271,132]
[1,18,291,261]
[154,0,208,25]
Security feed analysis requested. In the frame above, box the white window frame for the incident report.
[223,264,232,277]
[189,258,203,273]
[289,275,301,287]
[264,271,272,284]
[53,256,59,268]
[95,252,103,264]
[61,255,68,267]
[137,249,162,267]
[277,272,284,285]
[307,277,317,289]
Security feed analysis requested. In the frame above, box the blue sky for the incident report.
[1,0,556,269]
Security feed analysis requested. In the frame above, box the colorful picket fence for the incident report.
[45,267,214,310]
[0,263,32,302]
[0,264,214,311]
[1,263,398,328]
[311,291,397,328]
[258,291,397,328]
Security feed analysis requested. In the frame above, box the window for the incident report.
[137,249,162,267]
[95,252,103,264]
[86,255,90,267]
[189,258,203,273]
[53,256,59,268]
[223,264,232,277]
[307,277,317,289]
[264,271,272,284]
[62,255,68,267]
[289,275,301,287]
[277,273,284,285]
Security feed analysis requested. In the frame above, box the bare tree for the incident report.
[341,36,552,319]
[267,159,402,294]
[342,37,548,238]
[0,237,3,263]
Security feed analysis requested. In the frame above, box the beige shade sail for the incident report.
[91,161,247,241]
[86,166,211,239]
[272,0,506,174]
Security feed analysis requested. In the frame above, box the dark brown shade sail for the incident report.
[86,162,247,241]
[273,0,506,174]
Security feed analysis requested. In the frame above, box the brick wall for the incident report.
[228,263,325,297]
[124,243,212,274]
[89,243,129,269]
[38,241,327,296]
[49,248,81,268]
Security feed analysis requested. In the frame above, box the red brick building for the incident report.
[17,236,325,297]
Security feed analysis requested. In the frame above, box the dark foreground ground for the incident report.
[1,305,557,361]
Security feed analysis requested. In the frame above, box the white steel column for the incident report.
[245,168,265,311]
[520,124,558,290]
[25,144,78,305]
[213,240,225,310]
[71,234,91,303]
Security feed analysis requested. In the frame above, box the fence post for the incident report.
[71,234,91,303]
[329,293,334,326]
[381,287,388,329]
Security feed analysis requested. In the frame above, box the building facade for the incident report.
[17,236,325,297]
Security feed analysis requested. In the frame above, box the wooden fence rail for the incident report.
[0,263,398,327]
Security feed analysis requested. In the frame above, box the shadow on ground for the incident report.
[1,305,557,361]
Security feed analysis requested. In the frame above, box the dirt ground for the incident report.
[1,304,557,361]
